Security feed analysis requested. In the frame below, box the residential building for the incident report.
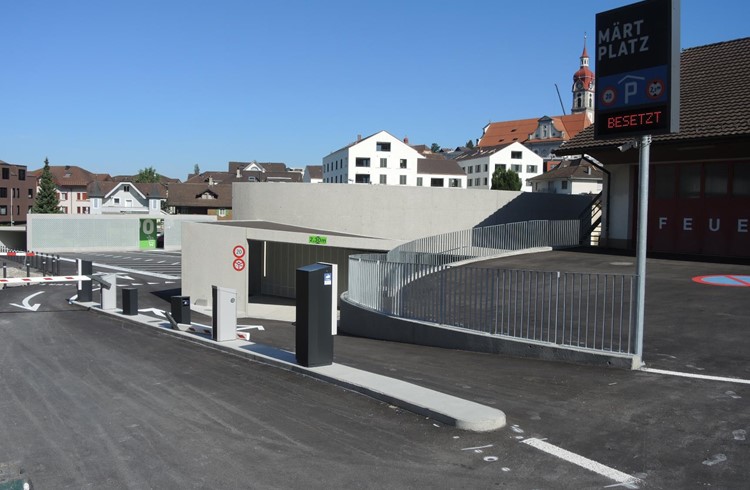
[32,165,112,215]
[527,157,603,195]
[454,142,542,191]
[302,165,323,183]
[557,37,750,258]
[416,159,467,188]
[322,131,425,185]
[166,183,233,219]
[187,162,302,185]
[0,160,36,225]
[87,181,167,215]
[477,41,594,161]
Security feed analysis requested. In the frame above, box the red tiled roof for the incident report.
[478,113,590,147]
[31,165,104,187]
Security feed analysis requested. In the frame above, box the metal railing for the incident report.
[348,220,636,356]
[386,220,581,266]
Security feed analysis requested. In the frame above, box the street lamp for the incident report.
[9,171,16,227]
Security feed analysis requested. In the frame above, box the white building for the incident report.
[87,181,166,215]
[527,157,603,195]
[322,131,427,186]
[302,165,323,183]
[454,142,542,191]
[416,159,467,188]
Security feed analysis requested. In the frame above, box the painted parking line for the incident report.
[521,438,641,488]
[692,275,750,287]
[640,367,750,385]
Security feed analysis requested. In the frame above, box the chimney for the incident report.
[403,136,409,145]
[209,176,214,186]
[236,168,241,178]
[357,134,362,142]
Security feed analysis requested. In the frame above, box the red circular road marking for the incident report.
[692,275,750,287]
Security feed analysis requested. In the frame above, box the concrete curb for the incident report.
[74,302,506,432]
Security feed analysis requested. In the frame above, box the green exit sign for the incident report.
[308,235,328,245]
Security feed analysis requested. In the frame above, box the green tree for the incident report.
[465,139,475,149]
[430,143,441,153]
[193,163,200,175]
[135,166,160,183]
[31,158,62,214]
[491,167,522,191]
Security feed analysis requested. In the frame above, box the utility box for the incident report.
[100,273,117,310]
[171,295,191,325]
[212,286,237,342]
[296,263,333,367]
[78,260,93,302]
[122,287,138,315]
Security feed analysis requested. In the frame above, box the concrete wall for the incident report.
[233,183,592,242]
[27,214,216,252]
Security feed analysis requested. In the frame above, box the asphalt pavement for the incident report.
[1,248,748,488]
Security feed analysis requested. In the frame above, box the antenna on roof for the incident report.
[554,84,567,115]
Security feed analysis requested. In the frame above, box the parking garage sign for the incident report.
[594,0,680,139]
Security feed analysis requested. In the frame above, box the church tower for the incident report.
[572,36,595,123]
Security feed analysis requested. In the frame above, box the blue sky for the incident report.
[1,0,747,179]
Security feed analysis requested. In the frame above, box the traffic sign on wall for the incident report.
[594,0,680,139]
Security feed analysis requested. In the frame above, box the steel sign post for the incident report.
[594,0,680,369]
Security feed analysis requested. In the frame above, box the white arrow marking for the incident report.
[237,325,265,331]
[116,274,135,280]
[138,307,166,317]
[10,291,45,312]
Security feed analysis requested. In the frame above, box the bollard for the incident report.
[211,286,237,342]
[2,261,5,279]
[295,263,334,367]
[100,273,117,310]
[78,260,93,302]
[122,288,138,315]
[171,296,191,325]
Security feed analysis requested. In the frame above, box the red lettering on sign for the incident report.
[607,110,663,129]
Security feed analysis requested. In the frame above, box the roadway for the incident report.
[1,250,748,488]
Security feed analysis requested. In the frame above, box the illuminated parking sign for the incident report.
[594,0,680,139]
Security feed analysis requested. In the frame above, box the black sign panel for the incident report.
[594,0,680,139]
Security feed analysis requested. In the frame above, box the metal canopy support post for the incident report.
[633,134,652,369]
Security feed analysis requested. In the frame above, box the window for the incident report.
[380,175,387,184]
[18,169,25,181]
[679,164,701,198]
[400,159,407,169]
[484,178,488,186]
[484,164,488,172]
[355,174,370,184]
[494,164,506,172]
[511,164,522,173]
[475,165,481,173]
[0,188,6,198]
[399,175,407,185]
[380,158,387,168]
[376,142,391,152]
[0,206,5,215]
[468,180,473,187]
[77,192,88,200]
[511,151,523,159]
[417,177,423,186]
[474,178,481,186]
[113,197,121,205]
[526,165,538,173]
[1,168,8,179]
[28,189,33,198]
[705,163,728,197]
[734,164,750,196]
[449,178,461,188]
[123,185,130,192]
[430,178,444,187]
[355,158,370,167]
[561,181,568,190]
[60,192,68,200]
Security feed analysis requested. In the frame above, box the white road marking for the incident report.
[10,291,45,312]
[521,438,641,488]
[640,367,750,385]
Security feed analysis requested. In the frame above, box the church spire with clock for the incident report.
[572,35,595,123]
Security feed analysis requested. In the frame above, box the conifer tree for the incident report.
[31,158,61,214]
